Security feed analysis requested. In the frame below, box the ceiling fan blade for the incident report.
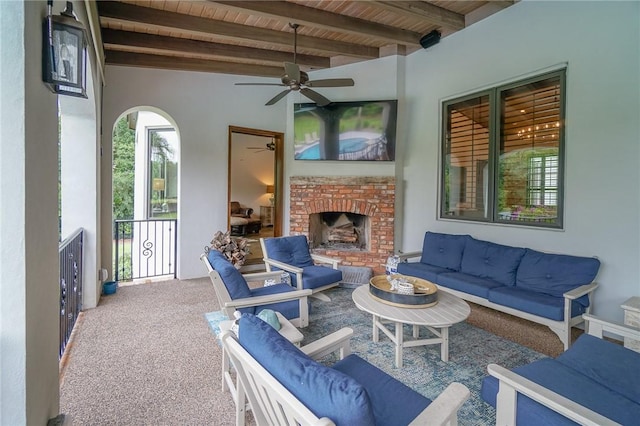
[265,89,291,106]
[235,83,286,86]
[300,88,331,107]
[283,62,300,83]
[305,78,355,88]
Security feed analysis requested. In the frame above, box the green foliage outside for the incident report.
[112,117,135,220]
[498,147,558,220]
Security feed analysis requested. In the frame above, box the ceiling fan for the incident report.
[235,23,355,106]
[246,141,276,153]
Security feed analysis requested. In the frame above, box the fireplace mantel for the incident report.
[289,176,395,274]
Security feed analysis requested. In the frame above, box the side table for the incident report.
[260,205,274,227]
[220,312,303,426]
[621,296,640,352]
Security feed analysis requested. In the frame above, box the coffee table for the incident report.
[352,284,470,367]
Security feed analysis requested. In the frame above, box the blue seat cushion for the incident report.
[207,250,252,299]
[516,249,600,300]
[333,354,430,426]
[420,232,469,271]
[235,284,308,320]
[437,272,504,299]
[460,238,525,286]
[481,358,640,426]
[238,314,375,425]
[263,235,314,267]
[289,265,343,290]
[557,334,640,403]
[397,261,451,283]
[488,287,586,321]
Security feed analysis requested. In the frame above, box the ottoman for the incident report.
[230,216,248,236]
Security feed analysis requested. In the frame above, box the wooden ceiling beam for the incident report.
[101,29,330,69]
[209,0,423,46]
[104,50,285,78]
[369,1,465,31]
[97,2,378,59]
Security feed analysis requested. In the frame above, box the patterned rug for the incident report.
[206,286,547,425]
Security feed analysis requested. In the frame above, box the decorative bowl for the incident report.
[369,274,438,308]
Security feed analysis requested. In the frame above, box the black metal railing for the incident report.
[59,228,83,359]
[114,219,177,282]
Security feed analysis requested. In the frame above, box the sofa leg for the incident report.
[548,326,570,351]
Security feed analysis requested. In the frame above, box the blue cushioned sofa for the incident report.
[481,314,640,425]
[398,232,601,349]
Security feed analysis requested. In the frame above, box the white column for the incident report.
[0,1,60,423]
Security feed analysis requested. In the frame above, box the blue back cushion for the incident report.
[516,249,600,298]
[420,232,468,271]
[557,333,640,403]
[207,250,252,299]
[460,237,526,286]
[263,235,314,267]
[238,314,375,425]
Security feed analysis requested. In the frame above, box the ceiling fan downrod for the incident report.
[289,22,299,65]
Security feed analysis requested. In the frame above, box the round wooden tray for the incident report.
[369,275,438,308]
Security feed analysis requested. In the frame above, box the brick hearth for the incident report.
[289,176,395,275]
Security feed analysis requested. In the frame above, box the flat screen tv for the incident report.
[294,99,397,161]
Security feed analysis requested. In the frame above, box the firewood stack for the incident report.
[209,230,248,267]
[328,223,358,243]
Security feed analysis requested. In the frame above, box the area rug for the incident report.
[205,286,547,425]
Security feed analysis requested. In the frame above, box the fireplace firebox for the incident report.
[309,212,369,251]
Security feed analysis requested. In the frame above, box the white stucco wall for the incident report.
[101,0,639,323]
[1,1,62,423]
[230,133,275,213]
[402,0,640,322]
[102,68,286,280]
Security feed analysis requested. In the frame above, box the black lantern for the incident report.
[42,1,88,98]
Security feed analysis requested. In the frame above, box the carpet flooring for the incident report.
[60,277,572,425]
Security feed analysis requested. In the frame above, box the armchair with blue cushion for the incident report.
[222,313,470,426]
[481,314,640,426]
[259,235,343,301]
[201,250,311,327]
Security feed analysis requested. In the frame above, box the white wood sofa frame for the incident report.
[488,314,640,426]
[200,253,312,327]
[259,237,342,301]
[398,251,598,350]
[221,326,471,426]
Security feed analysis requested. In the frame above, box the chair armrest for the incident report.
[583,314,640,340]
[397,251,422,262]
[300,327,353,360]
[563,282,598,300]
[311,254,340,268]
[263,258,304,274]
[224,289,312,309]
[241,271,283,281]
[487,364,618,426]
[409,382,469,426]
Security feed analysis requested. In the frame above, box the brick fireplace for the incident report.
[289,176,395,275]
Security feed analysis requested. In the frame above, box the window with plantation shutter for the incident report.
[441,70,565,228]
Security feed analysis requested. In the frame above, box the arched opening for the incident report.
[111,108,180,284]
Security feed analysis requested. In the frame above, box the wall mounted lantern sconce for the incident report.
[42,1,88,98]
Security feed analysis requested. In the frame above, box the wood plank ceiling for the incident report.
[97,1,515,78]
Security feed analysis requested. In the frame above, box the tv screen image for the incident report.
[294,100,397,161]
